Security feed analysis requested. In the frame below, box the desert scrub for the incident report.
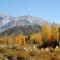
[55,48,60,60]
[3,48,17,57]
[0,57,7,60]
[17,50,30,60]
[0,47,8,53]
[0,54,7,60]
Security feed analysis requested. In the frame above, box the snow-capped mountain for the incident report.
[0,13,14,32]
[0,12,47,33]
[14,16,47,26]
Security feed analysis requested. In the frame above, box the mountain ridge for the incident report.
[0,12,48,34]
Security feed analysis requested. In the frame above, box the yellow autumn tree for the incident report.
[19,34,26,45]
[30,33,42,44]
[0,37,4,45]
[42,23,52,42]
[51,23,59,41]
[2,36,13,47]
[15,34,26,46]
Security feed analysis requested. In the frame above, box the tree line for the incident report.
[0,23,59,48]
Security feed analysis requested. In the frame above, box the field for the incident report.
[0,44,60,60]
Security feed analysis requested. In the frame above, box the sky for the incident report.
[0,0,60,24]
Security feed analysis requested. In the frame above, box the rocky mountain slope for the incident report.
[0,12,48,36]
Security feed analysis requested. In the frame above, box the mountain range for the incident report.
[0,12,51,36]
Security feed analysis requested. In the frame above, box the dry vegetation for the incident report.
[0,45,60,60]
[0,23,60,60]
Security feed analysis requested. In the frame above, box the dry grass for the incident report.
[0,45,60,60]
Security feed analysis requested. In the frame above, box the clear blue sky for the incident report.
[0,0,60,24]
